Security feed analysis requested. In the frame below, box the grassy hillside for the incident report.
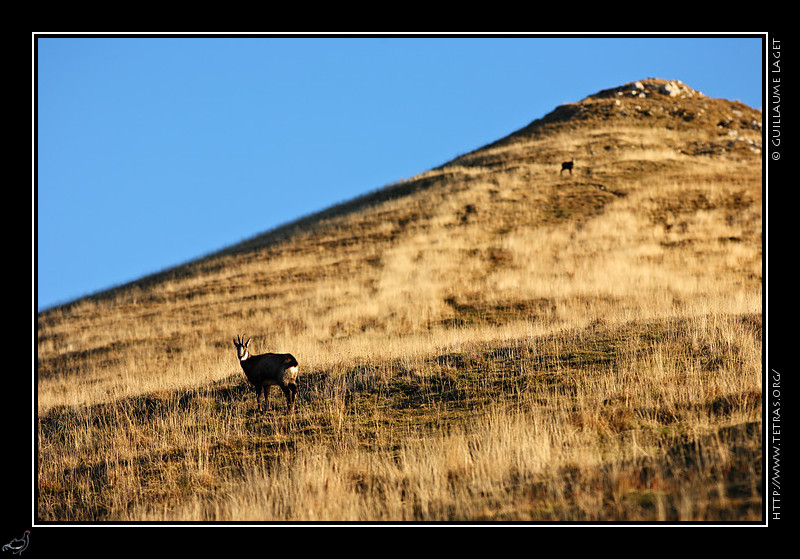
[36,79,763,522]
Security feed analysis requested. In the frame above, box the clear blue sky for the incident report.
[35,34,764,311]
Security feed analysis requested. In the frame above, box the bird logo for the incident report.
[2,531,29,555]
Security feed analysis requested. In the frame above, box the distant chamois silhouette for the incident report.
[560,159,574,175]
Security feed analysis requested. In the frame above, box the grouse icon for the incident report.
[2,531,29,555]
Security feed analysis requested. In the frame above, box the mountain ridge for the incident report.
[38,78,761,313]
[36,77,764,522]
[37,76,762,398]
[451,77,760,165]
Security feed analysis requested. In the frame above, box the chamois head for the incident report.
[233,334,251,360]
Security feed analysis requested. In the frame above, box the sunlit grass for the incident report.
[37,97,763,522]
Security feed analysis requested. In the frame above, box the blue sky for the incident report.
[35,35,764,311]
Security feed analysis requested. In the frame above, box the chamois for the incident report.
[233,335,299,413]
[560,159,574,175]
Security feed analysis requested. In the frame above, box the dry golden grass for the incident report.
[36,80,763,523]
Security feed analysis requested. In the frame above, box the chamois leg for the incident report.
[281,383,297,414]
[289,383,298,412]
[254,385,263,411]
[263,384,272,410]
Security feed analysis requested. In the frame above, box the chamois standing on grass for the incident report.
[560,159,574,175]
[233,335,299,413]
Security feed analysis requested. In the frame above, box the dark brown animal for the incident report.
[233,335,299,413]
[560,160,574,175]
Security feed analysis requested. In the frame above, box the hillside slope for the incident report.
[36,78,763,522]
